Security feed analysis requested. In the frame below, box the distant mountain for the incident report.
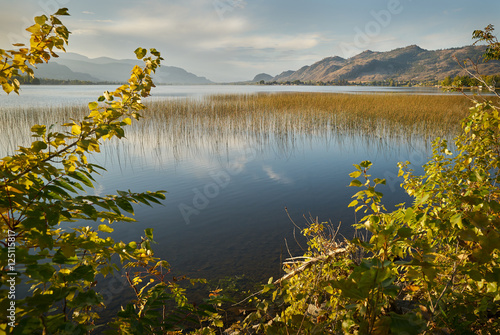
[252,73,274,82]
[32,62,100,82]
[271,45,500,83]
[154,66,213,85]
[273,70,297,82]
[33,52,212,84]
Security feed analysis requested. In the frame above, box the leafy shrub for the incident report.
[241,27,500,335]
[0,9,222,335]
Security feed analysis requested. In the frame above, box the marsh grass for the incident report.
[0,92,484,159]
[131,93,477,159]
[0,105,88,156]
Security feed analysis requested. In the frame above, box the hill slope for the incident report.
[272,45,500,83]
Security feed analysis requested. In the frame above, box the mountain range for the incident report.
[32,52,212,84]
[30,45,500,85]
[264,45,500,83]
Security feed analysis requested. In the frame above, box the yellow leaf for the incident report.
[26,24,41,34]
[71,124,81,135]
[2,82,14,94]
[60,268,71,275]
[88,101,99,110]
[406,285,420,292]
[66,291,76,301]
[5,186,23,194]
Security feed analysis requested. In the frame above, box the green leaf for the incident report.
[81,203,98,220]
[397,227,413,238]
[31,140,47,152]
[145,228,154,240]
[46,185,71,199]
[416,193,430,206]
[487,282,498,293]
[68,265,95,282]
[31,124,46,135]
[325,285,334,294]
[349,180,363,187]
[54,8,70,16]
[349,171,362,178]
[116,198,134,214]
[60,244,76,258]
[143,193,164,204]
[34,15,47,25]
[54,179,77,193]
[360,160,372,168]
[450,213,463,229]
[135,47,147,59]
[26,263,55,282]
[105,199,121,214]
[68,171,94,188]
[404,208,414,222]
[68,290,102,308]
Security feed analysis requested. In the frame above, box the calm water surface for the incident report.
[1,85,432,305]
[0,84,455,108]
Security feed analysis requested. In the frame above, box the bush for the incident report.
[241,27,500,335]
[0,9,223,334]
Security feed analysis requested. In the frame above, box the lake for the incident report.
[0,84,458,108]
[1,84,445,306]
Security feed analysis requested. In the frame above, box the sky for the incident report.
[1,0,499,82]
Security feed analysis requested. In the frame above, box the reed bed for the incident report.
[0,105,88,156]
[0,92,484,159]
[130,93,476,158]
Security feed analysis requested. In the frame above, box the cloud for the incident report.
[2,0,497,82]
[71,28,100,36]
[80,19,114,23]
[443,8,463,15]
[111,16,246,39]
[263,165,292,184]
[92,1,248,39]
[199,33,321,51]
[93,184,105,196]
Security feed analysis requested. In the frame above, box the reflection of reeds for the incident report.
[0,105,88,156]
[0,93,480,159]
[134,93,475,158]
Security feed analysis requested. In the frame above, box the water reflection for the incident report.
[0,93,437,293]
[89,121,429,286]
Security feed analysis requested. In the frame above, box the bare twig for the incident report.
[451,55,500,108]
[233,245,350,306]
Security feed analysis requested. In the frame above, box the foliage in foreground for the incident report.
[243,99,500,333]
[0,9,223,335]
[2,9,500,335]
[239,27,500,335]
